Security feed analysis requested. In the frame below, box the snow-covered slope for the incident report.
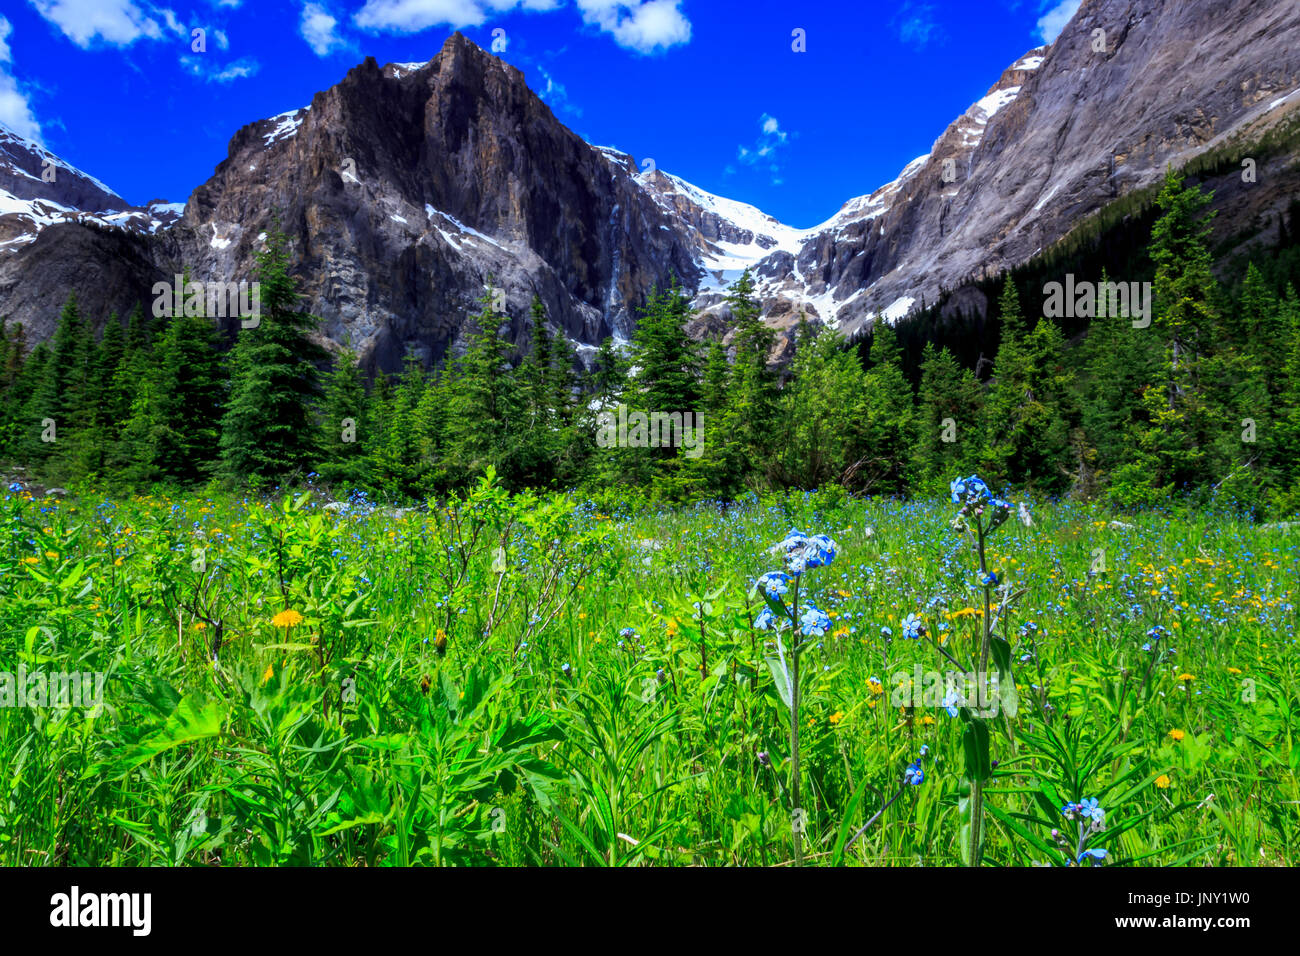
[589,46,1048,333]
[0,122,183,253]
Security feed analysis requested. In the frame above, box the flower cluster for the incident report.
[1062,797,1105,830]
[1142,624,1169,652]
[753,529,839,634]
[951,474,1015,533]
[903,745,930,786]
[770,528,838,575]
[950,475,991,504]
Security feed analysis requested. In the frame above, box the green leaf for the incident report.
[765,652,793,712]
[989,636,1019,718]
[962,720,992,782]
[110,693,226,777]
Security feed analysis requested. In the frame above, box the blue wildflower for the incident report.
[941,686,962,717]
[904,759,925,786]
[756,571,791,600]
[951,474,991,504]
[902,613,926,640]
[1077,848,1108,865]
[799,604,832,637]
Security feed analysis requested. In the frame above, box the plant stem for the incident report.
[968,513,992,868]
[790,580,804,867]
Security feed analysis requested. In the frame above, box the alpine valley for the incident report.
[1,0,1298,372]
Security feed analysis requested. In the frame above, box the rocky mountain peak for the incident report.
[0,0,1296,371]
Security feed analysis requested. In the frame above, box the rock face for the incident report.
[1,0,1299,366]
[749,0,1300,337]
[174,43,702,368]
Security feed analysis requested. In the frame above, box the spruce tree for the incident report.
[219,231,327,482]
[914,342,983,487]
[317,347,367,488]
[1118,169,1221,502]
[445,288,520,484]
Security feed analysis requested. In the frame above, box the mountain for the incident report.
[755,0,1300,335]
[0,124,183,254]
[0,0,1297,369]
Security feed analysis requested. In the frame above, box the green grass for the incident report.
[0,479,1296,866]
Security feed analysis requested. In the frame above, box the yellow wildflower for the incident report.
[272,609,304,628]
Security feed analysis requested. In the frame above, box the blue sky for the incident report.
[0,0,1082,227]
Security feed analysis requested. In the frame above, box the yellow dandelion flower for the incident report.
[272,609,304,628]
[261,662,274,685]
[1176,673,1195,683]
[829,711,844,725]
[1155,774,1170,789]
[1227,667,1242,675]
[1168,729,1185,742]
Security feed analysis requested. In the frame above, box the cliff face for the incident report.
[169,38,703,368]
[1,0,1298,367]
[741,0,1300,337]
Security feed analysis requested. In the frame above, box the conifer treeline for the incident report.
[2,170,1299,512]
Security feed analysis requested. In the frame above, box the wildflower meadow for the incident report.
[2,475,1295,867]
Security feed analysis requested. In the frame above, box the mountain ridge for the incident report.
[0,0,1297,372]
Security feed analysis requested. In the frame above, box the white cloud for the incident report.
[28,0,167,48]
[893,2,940,50]
[353,0,688,54]
[211,57,257,81]
[0,16,43,143]
[1036,0,1081,44]
[301,2,346,55]
[535,64,580,117]
[159,8,188,39]
[0,18,15,63]
[737,113,791,185]
[355,0,495,31]
[180,53,259,83]
[575,0,690,54]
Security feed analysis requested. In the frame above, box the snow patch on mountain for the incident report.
[262,107,310,149]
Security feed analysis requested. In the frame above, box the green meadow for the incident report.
[1,479,1295,866]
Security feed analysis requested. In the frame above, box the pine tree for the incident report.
[1117,169,1221,502]
[219,231,327,482]
[621,278,703,496]
[31,294,94,475]
[0,319,28,458]
[715,269,778,490]
[590,336,627,404]
[858,322,915,493]
[1077,268,1160,480]
[445,288,520,484]
[980,276,1072,491]
[914,342,983,487]
[767,321,869,491]
[317,347,367,488]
